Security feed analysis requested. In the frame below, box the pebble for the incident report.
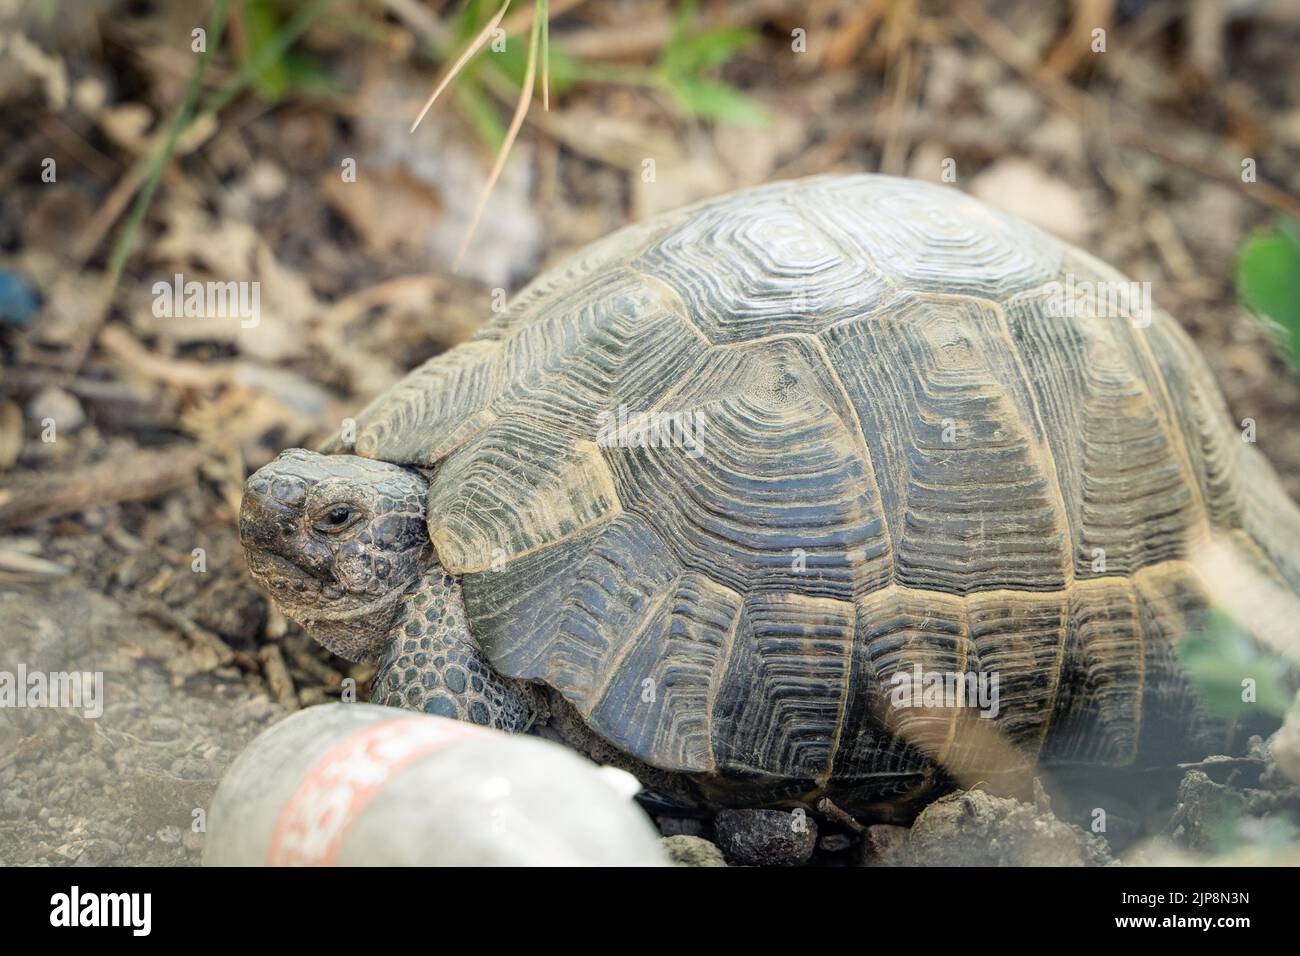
[818,832,854,853]
[656,815,706,837]
[714,808,817,866]
[27,386,85,433]
[904,790,1114,866]
[661,835,727,867]
[860,823,910,865]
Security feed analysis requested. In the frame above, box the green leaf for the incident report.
[659,26,756,76]
[654,2,763,126]
[244,0,290,99]
[489,34,579,93]
[666,76,766,124]
[279,51,334,95]
[454,0,488,43]
[1237,218,1300,371]
[240,0,331,101]
[671,0,699,38]
[1179,611,1294,719]
[456,79,505,151]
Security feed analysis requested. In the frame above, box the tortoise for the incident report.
[239,174,1300,843]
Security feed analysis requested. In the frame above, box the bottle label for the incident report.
[268,715,489,866]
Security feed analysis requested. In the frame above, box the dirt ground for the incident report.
[1,0,1299,866]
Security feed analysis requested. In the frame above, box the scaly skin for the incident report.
[368,566,537,731]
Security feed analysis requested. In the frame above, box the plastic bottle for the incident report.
[203,703,667,866]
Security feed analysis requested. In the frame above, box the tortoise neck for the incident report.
[369,567,538,731]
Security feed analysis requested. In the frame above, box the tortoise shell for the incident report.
[331,175,1300,807]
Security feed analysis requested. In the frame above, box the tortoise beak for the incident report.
[240,480,341,587]
[239,489,340,595]
[239,487,299,552]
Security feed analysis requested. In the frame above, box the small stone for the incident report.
[245,160,287,200]
[818,832,854,853]
[983,83,1041,130]
[661,835,727,867]
[656,815,706,838]
[906,790,1114,866]
[26,387,85,433]
[714,808,817,867]
[72,77,107,115]
[860,823,910,865]
[1166,770,1247,853]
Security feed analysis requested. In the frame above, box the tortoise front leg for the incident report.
[369,567,538,732]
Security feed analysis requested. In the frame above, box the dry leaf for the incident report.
[320,166,443,257]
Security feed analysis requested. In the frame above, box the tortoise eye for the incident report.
[315,505,358,533]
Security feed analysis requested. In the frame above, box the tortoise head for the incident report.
[239,449,434,662]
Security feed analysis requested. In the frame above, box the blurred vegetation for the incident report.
[1237,218,1300,374]
[100,0,767,268]
[1179,610,1295,719]
[655,0,765,124]
[1205,810,1298,858]
[240,0,335,100]
[409,0,764,261]
[447,0,763,151]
